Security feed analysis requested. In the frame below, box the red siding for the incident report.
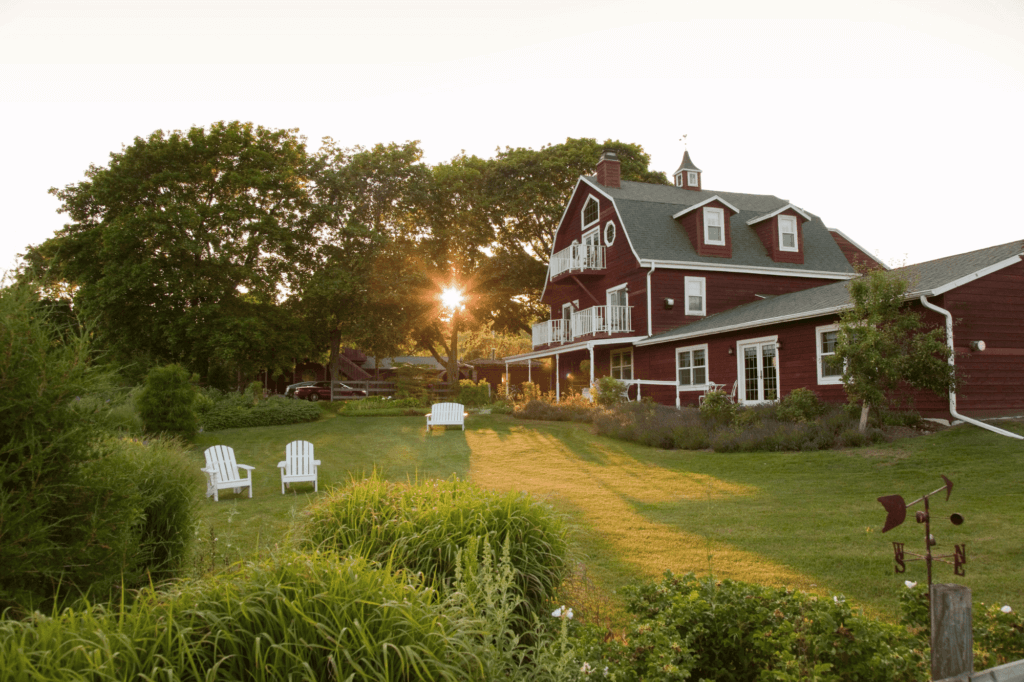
[943,260,1024,416]
[649,269,841,335]
[751,210,805,264]
[829,231,885,272]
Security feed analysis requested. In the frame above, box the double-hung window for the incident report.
[687,171,698,186]
[611,349,633,380]
[684,276,706,316]
[779,215,798,252]
[703,207,725,245]
[677,344,708,390]
[816,324,843,384]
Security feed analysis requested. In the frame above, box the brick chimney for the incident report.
[595,150,621,188]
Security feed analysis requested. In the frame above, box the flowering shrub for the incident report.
[574,572,926,682]
[976,603,1024,667]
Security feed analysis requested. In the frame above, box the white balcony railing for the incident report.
[549,243,606,280]
[531,305,632,347]
[531,318,571,347]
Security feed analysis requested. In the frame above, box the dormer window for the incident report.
[779,215,798,252]
[703,207,725,245]
[687,171,698,186]
[582,196,599,228]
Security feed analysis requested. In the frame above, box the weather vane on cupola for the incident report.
[680,134,688,149]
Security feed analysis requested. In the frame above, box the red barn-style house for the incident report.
[503,150,1024,428]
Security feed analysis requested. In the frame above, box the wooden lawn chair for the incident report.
[426,402,466,432]
[202,445,255,502]
[277,440,320,494]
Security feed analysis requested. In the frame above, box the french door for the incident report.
[738,339,779,404]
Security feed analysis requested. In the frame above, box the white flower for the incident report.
[552,606,564,618]
[580,662,592,674]
[566,608,574,619]
[1002,605,1012,613]
[905,581,917,589]
[833,595,844,604]
[603,667,609,677]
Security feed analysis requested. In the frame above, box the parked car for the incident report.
[294,381,368,402]
[284,381,317,399]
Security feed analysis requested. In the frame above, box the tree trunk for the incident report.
[859,402,870,433]
[447,309,460,394]
[328,329,341,384]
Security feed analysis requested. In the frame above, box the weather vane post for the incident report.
[878,475,973,678]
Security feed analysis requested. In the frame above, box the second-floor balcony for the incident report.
[531,305,633,348]
[549,243,606,280]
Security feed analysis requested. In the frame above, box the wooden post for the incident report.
[930,583,972,681]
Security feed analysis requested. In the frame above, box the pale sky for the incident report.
[3,0,1023,272]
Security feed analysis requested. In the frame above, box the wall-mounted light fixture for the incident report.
[727,347,734,355]
[970,340,986,352]
[664,297,674,309]
[776,341,784,351]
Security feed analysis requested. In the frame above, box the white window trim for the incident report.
[703,206,726,246]
[606,282,628,307]
[582,226,599,246]
[676,343,710,391]
[736,335,780,405]
[675,172,684,187]
[684,276,706,317]
[778,215,799,252]
[610,348,633,381]
[816,323,843,385]
[582,195,600,229]
[604,220,616,246]
[687,171,698,186]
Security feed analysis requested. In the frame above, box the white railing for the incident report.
[533,305,633,347]
[549,244,607,280]
[531,318,571,347]
[572,305,632,338]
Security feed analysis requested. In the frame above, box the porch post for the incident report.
[555,354,560,403]
[528,361,532,383]
[589,343,595,401]
[504,361,508,397]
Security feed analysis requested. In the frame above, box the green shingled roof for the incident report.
[638,240,1024,346]
[586,177,858,274]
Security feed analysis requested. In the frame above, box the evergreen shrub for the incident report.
[0,283,107,608]
[456,379,491,407]
[593,376,626,407]
[303,473,570,621]
[136,364,198,439]
[199,397,320,431]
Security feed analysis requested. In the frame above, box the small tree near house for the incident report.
[836,268,956,432]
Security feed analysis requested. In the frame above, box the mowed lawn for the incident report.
[193,409,1024,621]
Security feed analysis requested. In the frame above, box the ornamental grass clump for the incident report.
[574,572,926,682]
[513,393,597,423]
[303,473,570,621]
[0,552,483,682]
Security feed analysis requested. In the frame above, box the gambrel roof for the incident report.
[637,240,1024,346]
[582,177,857,275]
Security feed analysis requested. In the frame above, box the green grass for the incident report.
[192,411,1024,622]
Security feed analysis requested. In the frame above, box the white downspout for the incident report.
[919,295,1023,440]
[646,263,656,337]
[555,353,560,403]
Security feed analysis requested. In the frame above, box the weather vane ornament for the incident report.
[878,475,967,594]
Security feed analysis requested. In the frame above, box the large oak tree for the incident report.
[27,121,318,383]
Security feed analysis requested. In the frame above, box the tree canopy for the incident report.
[25,126,667,385]
[836,268,956,430]
[28,121,317,383]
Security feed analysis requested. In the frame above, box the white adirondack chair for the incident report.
[426,402,466,432]
[277,440,320,494]
[202,445,255,502]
